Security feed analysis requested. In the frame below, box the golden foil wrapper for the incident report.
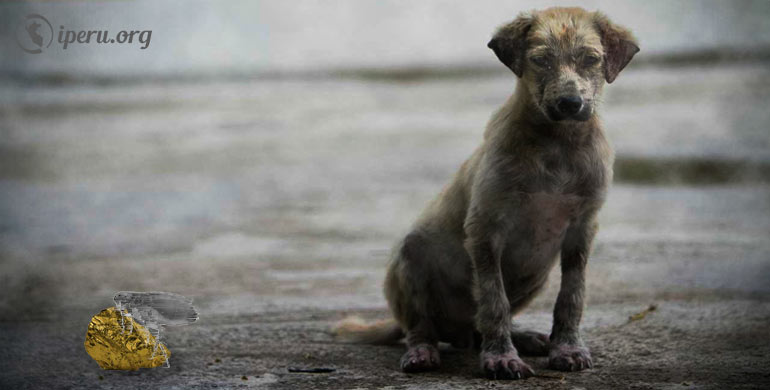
[84,307,170,370]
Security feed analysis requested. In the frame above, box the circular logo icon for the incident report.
[16,14,53,54]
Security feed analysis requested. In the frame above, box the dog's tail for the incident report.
[332,316,404,345]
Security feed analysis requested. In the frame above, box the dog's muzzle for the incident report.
[546,95,592,121]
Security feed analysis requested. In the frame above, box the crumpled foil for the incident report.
[84,307,170,370]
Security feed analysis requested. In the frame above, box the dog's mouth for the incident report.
[544,101,593,122]
[545,105,593,122]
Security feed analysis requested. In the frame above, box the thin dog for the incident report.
[335,7,638,380]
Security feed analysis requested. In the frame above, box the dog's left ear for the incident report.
[594,12,639,83]
[487,13,534,77]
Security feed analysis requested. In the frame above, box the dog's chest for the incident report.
[526,191,583,241]
[502,192,585,276]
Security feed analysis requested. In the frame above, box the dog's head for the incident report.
[488,7,639,122]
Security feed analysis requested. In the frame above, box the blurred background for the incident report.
[1,1,769,388]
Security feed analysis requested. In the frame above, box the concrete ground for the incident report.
[1,63,769,389]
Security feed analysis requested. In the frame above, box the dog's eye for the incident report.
[530,56,549,68]
[583,55,600,67]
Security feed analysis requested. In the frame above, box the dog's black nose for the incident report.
[556,96,583,116]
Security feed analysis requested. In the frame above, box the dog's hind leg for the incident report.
[387,232,442,373]
[467,326,549,356]
[400,319,441,373]
[510,327,550,356]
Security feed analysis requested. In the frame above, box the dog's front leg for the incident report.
[466,222,534,380]
[549,217,597,371]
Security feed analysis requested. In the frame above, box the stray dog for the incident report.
[335,7,638,380]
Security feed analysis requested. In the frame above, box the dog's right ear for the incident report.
[487,13,534,77]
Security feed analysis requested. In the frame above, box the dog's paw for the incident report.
[480,351,535,380]
[548,343,593,371]
[511,330,550,356]
[400,344,440,373]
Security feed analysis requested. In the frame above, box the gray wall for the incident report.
[2,0,770,77]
